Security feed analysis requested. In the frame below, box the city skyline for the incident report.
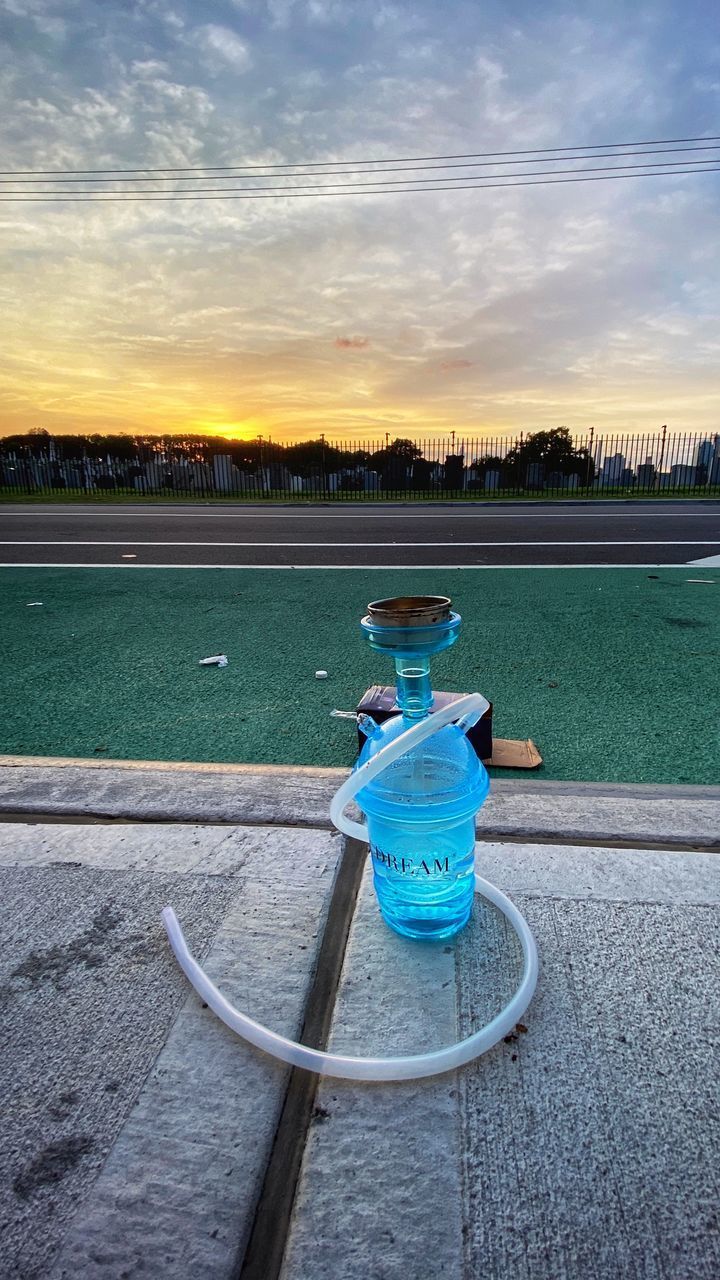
[2,0,719,442]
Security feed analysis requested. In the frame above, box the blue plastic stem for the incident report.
[393,656,433,721]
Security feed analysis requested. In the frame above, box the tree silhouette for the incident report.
[502,428,593,486]
[366,438,421,489]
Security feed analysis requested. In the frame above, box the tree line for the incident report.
[0,427,594,485]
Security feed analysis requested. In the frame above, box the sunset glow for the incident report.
[1,1,719,443]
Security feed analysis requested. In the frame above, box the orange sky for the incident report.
[2,2,719,444]
[3,184,718,444]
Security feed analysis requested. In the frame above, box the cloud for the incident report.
[304,0,352,23]
[265,0,297,28]
[372,4,416,30]
[1,0,66,37]
[130,59,170,78]
[1,0,720,442]
[265,0,350,27]
[193,25,252,71]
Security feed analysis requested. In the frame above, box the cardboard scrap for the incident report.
[482,738,543,770]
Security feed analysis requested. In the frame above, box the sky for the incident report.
[1,0,719,444]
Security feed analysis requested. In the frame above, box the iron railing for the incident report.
[1,427,719,501]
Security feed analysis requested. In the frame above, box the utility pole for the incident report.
[258,434,267,499]
[655,424,668,491]
[586,426,595,490]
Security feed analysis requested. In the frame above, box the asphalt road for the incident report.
[1,500,719,567]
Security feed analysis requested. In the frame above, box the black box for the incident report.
[356,685,493,761]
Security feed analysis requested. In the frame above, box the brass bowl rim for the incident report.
[365,595,452,627]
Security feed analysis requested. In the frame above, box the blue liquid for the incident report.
[369,814,476,939]
[356,718,489,941]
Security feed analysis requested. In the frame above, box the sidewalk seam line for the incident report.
[233,835,367,1280]
[0,811,716,853]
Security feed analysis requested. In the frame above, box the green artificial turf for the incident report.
[1,567,718,784]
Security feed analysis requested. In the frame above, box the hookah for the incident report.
[163,596,538,1080]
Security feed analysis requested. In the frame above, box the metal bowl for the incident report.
[365,595,452,627]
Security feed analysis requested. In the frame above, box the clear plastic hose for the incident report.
[162,692,539,1082]
[330,692,490,842]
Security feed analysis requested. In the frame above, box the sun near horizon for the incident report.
[2,1,719,447]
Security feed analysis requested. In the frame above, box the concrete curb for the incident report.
[1,756,718,848]
[2,498,719,509]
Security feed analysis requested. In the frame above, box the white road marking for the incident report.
[0,562,698,570]
[0,540,718,548]
[687,553,720,566]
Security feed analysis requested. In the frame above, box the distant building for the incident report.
[696,441,711,466]
[637,459,656,488]
[268,463,292,490]
[670,464,697,488]
[212,454,235,493]
[443,454,465,491]
[695,435,720,485]
[188,462,210,492]
[600,453,626,485]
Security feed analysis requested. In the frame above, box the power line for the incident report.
[2,156,719,197]
[1,133,719,176]
[5,156,717,195]
[2,143,720,185]
[2,165,718,201]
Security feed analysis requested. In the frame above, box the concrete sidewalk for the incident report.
[1,762,718,1279]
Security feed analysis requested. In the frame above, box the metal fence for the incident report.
[1,427,719,501]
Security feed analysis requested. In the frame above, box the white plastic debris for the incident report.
[315,669,329,679]
[330,709,357,719]
[26,602,43,607]
[199,654,229,667]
